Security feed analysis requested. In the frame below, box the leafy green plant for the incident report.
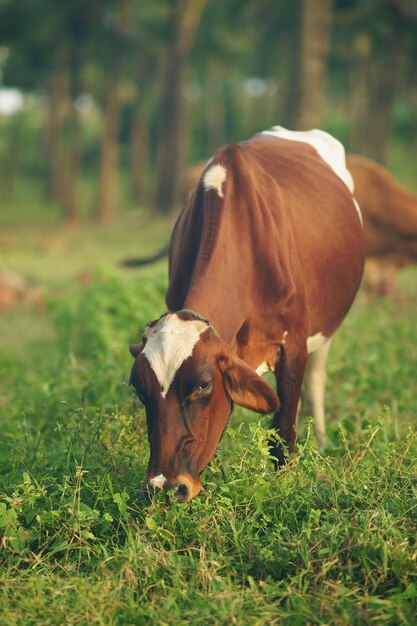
[48,268,166,360]
[1,233,416,624]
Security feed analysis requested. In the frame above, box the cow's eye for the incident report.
[185,374,214,399]
[198,380,212,392]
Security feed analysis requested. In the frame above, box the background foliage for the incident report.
[0,225,416,624]
[0,0,417,220]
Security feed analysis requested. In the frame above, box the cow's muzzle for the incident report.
[143,472,202,503]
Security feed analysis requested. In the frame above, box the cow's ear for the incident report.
[219,350,279,414]
[129,342,143,358]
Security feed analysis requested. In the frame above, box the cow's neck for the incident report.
[183,281,245,347]
[170,202,249,345]
[167,163,280,348]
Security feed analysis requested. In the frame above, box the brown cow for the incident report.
[346,154,417,294]
[129,127,364,502]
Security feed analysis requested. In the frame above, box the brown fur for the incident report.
[186,154,417,295]
[346,154,417,294]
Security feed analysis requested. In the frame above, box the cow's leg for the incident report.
[295,396,303,429]
[270,340,307,466]
[304,338,332,450]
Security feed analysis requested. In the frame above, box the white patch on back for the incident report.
[203,164,227,198]
[307,332,328,354]
[149,474,167,489]
[142,314,208,398]
[256,361,271,377]
[262,126,354,192]
[352,197,363,226]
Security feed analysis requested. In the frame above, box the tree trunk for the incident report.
[4,115,22,199]
[45,45,79,224]
[131,98,149,204]
[347,32,370,155]
[205,61,225,156]
[282,0,302,128]
[63,112,81,223]
[96,76,122,222]
[45,46,68,204]
[154,0,207,214]
[349,10,405,164]
[285,0,333,130]
[96,0,130,222]
[131,55,152,205]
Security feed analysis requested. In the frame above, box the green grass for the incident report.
[0,215,416,625]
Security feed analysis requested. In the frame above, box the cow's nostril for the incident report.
[144,473,197,502]
[144,480,189,502]
[173,483,189,502]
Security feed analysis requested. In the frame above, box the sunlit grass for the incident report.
[0,216,416,624]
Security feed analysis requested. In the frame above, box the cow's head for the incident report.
[129,311,279,502]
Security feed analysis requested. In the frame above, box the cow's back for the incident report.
[347,154,417,252]
[168,132,364,341]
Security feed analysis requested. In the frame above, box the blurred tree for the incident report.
[153,0,207,213]
[46,42,77,222]
[285,0,333,130]
[3,116,20,198]
[193,0,253,154]
[95,0,131,222]
[347,0,411,164]
[0,1,58,205]
[130,59,152,205]
[0,0,99,223]
[127,1,170,206]
[1,0,416,224]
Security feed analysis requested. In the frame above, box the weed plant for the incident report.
[0,249,416,624]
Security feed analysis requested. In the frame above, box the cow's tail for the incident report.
[120,243,170,267]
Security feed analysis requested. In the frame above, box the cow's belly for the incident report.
[302,244,363,340]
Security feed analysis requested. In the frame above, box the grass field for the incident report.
[1,213,416,625]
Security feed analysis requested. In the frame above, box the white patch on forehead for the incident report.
[149,474,167,489]
[203,164,227,198]
[352,197,363,226]
[142,314,208,398]
[262,126,354,192]
[307,332,329,354]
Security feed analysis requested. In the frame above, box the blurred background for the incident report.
[0,0,416,228]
